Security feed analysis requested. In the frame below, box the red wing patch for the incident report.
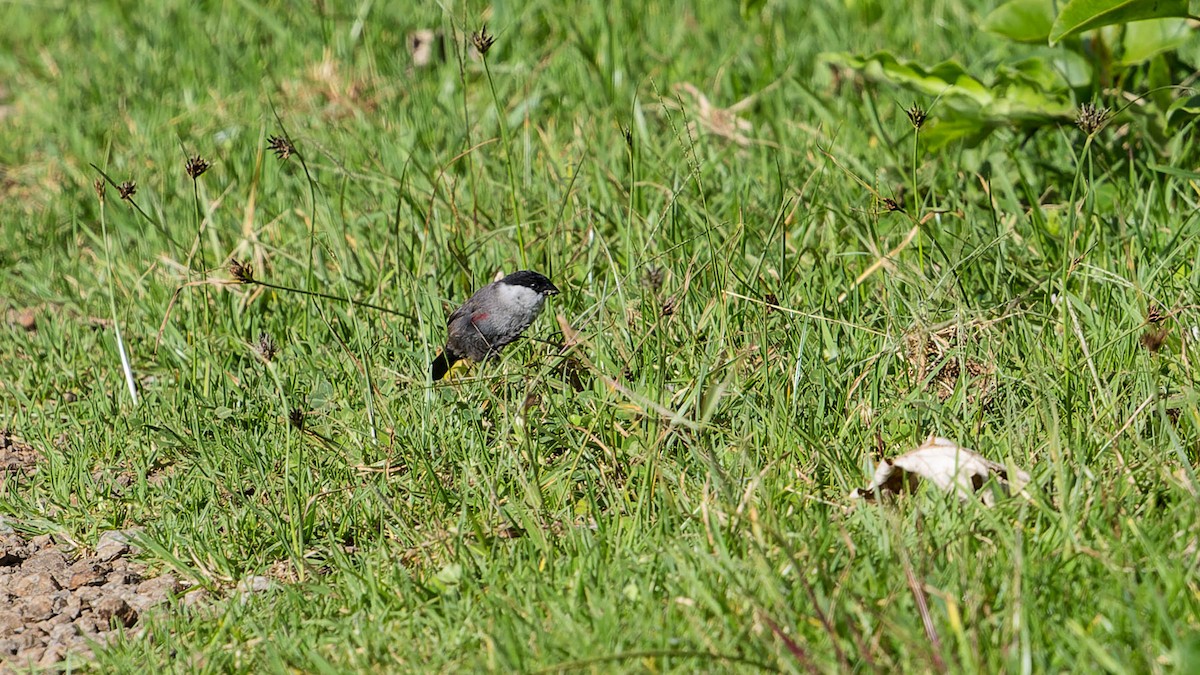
[472,312,489,322]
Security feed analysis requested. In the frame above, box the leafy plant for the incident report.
[822,0,1200,147]
[820,51,1079,148]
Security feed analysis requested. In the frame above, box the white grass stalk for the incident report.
[100,197,140,406]
[113,319,139,405]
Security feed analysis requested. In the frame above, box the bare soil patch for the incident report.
[0,529,185,671]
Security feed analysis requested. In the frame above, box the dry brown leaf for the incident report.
[407,30,444,67]
[850,435,1030,506]
[671,82,756,147]
[902,321,996,404]
[5,307,37,332]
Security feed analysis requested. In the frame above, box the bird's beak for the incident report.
[546,284,560,296]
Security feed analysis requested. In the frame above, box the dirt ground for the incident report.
[0,528,190,670]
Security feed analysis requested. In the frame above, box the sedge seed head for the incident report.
[1076,102,1110,136]
[267,135,295,161]
[643,266,664,292]
[256,332,278,361]
[229,259,254,284]
[905,104,927,132]
[117,181,137,201]
[185,155,211,179]
[471,25,495,55]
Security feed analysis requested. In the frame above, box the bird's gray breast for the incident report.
[453,283,546,359]
[487,283,546,329]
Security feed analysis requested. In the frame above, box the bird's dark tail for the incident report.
[431,350,458,381]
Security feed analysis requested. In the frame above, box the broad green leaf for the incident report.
[1091,182,1121,213]
[1117,18,1192,65]
[1147,53,1173,113]
[987,82,1075,119]
[309,377,333,409]
[1056,52,1096,89]
[821,52,993,104]
[1049,0,1191,43]
[1178,28,1200,69]
[920,116,998,149]
[1004,54,1092,91]
[1168,94,1200,115]
[984,0,1056,43]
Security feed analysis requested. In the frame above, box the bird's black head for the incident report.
[501,270,560,296]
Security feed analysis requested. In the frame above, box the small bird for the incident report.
[431,270,560,381]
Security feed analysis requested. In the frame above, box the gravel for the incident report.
[0,530,185,670]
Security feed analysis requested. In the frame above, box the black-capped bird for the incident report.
[431,270,560,380]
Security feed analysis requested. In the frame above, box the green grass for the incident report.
[2,0,1199,672]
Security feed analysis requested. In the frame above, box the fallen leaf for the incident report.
[670,82,757,147]
[407,29,444,68]
[5,307,37,331]
[850,435,1029,505]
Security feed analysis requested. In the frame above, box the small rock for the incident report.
[45,612,73,627]
[75,586,103,606]
[136,574,182,601]
[24,549,67,572]
[236,575,271,594]
[106,570,140,586]
[95,529,139,561]
[0,637,18,655]
[52,589,71,605]
[180,588,210,609]
[7,632,36,650]
[95,541,128,562]
[38,644,66,667]
[93,597,137,628]
[7,307,37,331]
[60,596,82,621]
[29,534,53,550]
[12,571,60,596]
[0,535,29,566]
[73,614,99,635]
[0,610,23,635]
[127,586,167,614]
[68,563,107,589]
[47,623,76,643]
[15,646,45,665]
[21,596,55,622]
